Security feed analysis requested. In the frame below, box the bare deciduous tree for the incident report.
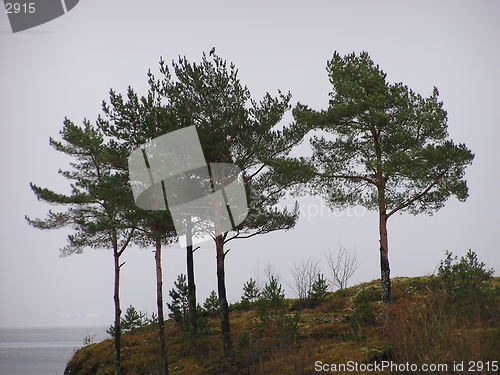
[262,263,281,286]
[326,247,360,290]
[290,258,320,301]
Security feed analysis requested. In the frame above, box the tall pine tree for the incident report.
[95,53,302,356]
[270,51,474,303]
[151,53,303,355]
[26,120,136,375]
[97,82,179,375]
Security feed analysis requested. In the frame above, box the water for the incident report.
[0,327,107,375]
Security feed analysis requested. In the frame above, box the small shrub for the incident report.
[235,329,252,358]
[347,289,376,326]
[82,332,96,347]
[379,295,499,373]
[437,249,495,318]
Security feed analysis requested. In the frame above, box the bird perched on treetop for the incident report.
[209,47,216,56]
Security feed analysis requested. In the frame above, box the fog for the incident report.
[1,0,499,327]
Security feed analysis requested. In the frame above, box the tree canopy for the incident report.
[27,119,136,255]
[270,51,474,302]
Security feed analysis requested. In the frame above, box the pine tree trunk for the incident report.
[113,249,122,375]
[155,237,169,375]
[215,234,232,356]
[186,218,197,334]
[379,212,391,304]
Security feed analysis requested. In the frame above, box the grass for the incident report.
[65,276,499,375]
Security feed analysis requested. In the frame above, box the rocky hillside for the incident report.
[65,276,500,375]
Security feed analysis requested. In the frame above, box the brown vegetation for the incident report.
[65,276,499,375]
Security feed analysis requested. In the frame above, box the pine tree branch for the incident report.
[319,172,377,186]
[386,170,448,219]
[118,228,135,256]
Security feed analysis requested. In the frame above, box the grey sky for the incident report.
[1,0,499,328]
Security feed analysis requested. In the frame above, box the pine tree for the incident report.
[167,274,189,329]
[261,276,285,304]
[309,274,329,303]
[153,53,302,355]
[270,51,474,303]
[241,278,260,305]
[203,291,220,315]
[107,305,148,337]
[256,276,290,331]
[98,83,179,375]
[26,120,136,375]
[93,52,302,356]
[121,305,148,331]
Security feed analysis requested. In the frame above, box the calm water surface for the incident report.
[0,327,107,375]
